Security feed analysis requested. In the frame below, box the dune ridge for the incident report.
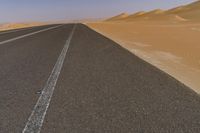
[128,11,146,18]
[106,0,200,22]
[106,13,129,21]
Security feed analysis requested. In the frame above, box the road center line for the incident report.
[0,25,62,45]
[22,25,76,133]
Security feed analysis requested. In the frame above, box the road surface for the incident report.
[0,24,200,133]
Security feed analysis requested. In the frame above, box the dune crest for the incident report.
[106,13,129,21]
[105,0,200,22]
[145,9,165,15]
[131,11,146,17]
[126,9,166,21]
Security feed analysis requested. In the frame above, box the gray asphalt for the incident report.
[0,25,60,42]
[0,24,200,133]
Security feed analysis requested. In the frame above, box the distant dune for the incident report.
[105,0,200,22]
[172,0,200,21]
[106,13,129,21]
[125,9,171,21]
[127,11,146,18]
[130,9,164,18]
[0,22,45,31]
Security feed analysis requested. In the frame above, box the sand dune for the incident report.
[123,11,146,20]
[126,9,186,22]
[148,14,187,22]
[106,13,129,21]
[129,11,146,17]
[166,6,188,14]
[105,0,200,22]
[165,1,200,21]
[132,9,165,17]
[167,0,200,14]
[128,9,164,19]
[106,9,187,22]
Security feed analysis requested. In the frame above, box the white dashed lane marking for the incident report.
[0,25,62,45]
[22,25,76,133]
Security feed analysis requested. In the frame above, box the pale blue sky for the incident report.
[0,0,196,22]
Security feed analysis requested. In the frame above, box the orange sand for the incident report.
[88,21,200,93]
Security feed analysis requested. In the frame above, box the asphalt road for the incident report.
[0,24,200,133]
[0,25,59,42]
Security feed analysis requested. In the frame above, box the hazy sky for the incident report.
[0,0,196,22]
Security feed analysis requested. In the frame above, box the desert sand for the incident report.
[0,23,45,31]
[87,1,200,93]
